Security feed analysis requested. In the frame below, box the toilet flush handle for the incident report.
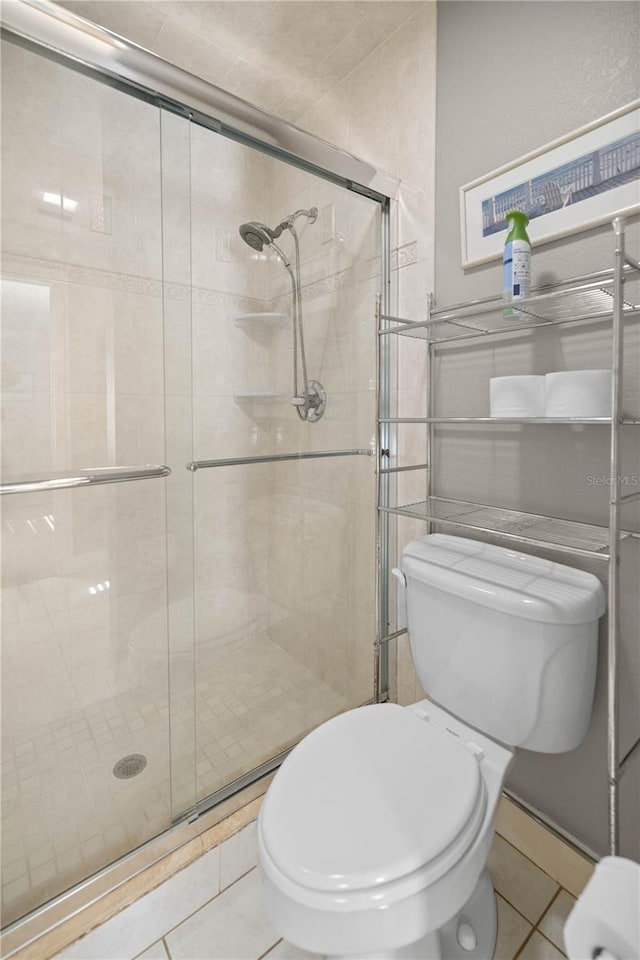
[391,568,408,628]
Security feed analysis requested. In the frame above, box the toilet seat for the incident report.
[259,703,487,900]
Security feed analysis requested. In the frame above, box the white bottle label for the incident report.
[509,239,530,299]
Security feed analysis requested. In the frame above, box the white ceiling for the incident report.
[55,1,422,123]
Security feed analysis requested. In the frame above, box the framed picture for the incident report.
[459,99,640,268]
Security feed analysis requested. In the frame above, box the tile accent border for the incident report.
[268,240,418,313]
[1,240,418,316]
[0,252,262,313]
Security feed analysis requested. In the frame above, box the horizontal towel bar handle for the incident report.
[0,465,171,495]
[187,449,375,470]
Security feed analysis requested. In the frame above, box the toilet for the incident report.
[258,534,606,959]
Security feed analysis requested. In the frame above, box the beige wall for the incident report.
[55,0,420,125]
[434,1,640,857]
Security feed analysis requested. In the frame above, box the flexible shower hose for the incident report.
[290,225,310,420]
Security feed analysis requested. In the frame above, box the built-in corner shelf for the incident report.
[233,387,285,403]
[381,496,639,561]
[234,312,287,332]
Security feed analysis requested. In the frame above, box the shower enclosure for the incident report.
[0,8,393,933]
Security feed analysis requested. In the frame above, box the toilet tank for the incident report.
[399,534,606,752]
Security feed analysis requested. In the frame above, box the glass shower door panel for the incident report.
[0,41,174,926]
[189,124,379,803]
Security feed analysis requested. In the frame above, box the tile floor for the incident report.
[1,626,348,927]
[51,821,579,960]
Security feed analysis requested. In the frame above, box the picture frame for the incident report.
[459,99,640,268]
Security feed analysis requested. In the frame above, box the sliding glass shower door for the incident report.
[0,40,192,926]
[187,122,380,803]
[1,30,381,930]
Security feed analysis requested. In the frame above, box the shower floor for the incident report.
[0,630,349,928]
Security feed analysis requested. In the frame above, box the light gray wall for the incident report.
[434,1,640,857]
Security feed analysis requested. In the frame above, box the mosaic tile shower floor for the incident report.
[1,629,348,927]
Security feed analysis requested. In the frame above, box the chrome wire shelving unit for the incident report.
[376,217,640,856]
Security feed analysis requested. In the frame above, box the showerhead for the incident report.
[239,208,318,253]
[239,220,292,269]
[239,221,273,252]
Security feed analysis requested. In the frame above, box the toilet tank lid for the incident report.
[401,534,606,625]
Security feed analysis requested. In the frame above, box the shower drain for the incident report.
[113,754,147,779]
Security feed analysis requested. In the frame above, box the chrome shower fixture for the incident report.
[238,221,278,254]
[239,208,317,244]
[239,208,318,253]
[239,222,292,268]
[238,207,325,423]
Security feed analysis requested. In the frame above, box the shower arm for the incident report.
[271,208,318,240]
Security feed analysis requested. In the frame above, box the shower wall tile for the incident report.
[194,475,253,578]
[57,1,166,56]
[59,144,162,283]
[113,396,165,466]
[0,128,65,262]
[1,390,63,478]
[163,302,193,397]
[153,18,237,89]
[394,8,438,196]
[64,393,110,468]
[112,294,165,397]
[348,44,399,182]
[190,126,270,301]
[1,41,61,142]
[193,396,271,462]
[293,0,437,706]
[63,286,109,394]
[193,302,272,399]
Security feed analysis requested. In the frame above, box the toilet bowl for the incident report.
[259,699,512,959]
[258,534,606,959]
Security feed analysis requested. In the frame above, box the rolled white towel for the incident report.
[545,370,612,418]
[490,375,545,418]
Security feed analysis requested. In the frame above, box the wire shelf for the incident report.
[382,496,638,559]
[381,269,640,343]
[382,417,630,424]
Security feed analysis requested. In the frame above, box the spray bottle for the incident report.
[503,209,531,314]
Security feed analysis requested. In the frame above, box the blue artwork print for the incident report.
[482,131,640,237]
